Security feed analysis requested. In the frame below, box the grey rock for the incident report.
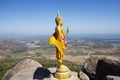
[95,58,120,80]
[78,71,90,80]
[82,56,102,80]
[105,75,120,80]
[82,56,120,80]
[10,67,80,80]
[3,58,42,80]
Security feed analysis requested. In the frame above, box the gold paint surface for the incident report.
[48,12,70,79]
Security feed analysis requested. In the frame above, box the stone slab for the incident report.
[10,67,80,80]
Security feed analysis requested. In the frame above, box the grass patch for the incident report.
[0,58,22,80]
[35,58,82,72]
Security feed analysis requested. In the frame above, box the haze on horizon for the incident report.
[0,0,120,35]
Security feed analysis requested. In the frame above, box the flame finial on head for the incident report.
[55,11,63,25]
[57,11,61,18]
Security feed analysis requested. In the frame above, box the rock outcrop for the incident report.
[95,58,120,80]
[3,58,42,80]
[10,68,80,80]
[82,56,103,80]
[81,56,120,80]
[78,71,90,80]
[3,56,120,80]
[105,75,120,80]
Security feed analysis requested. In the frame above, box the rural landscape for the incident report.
[0,34,120,80]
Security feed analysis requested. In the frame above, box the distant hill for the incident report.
[69,34,120,40]
[0,33,49,40]
[0,33,120,40]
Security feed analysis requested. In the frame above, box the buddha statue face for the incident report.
[55,12,63,26]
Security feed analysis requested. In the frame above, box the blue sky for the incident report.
[0,0,120,35]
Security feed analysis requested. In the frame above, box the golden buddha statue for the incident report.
[48,12,70,80]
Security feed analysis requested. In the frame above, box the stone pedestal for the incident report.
[55,65,71,80]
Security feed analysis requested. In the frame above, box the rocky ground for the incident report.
[2,55,120,80]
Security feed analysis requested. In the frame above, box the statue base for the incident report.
[54,65,71,80]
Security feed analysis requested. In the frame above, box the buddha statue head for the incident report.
[55,12,63,26]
